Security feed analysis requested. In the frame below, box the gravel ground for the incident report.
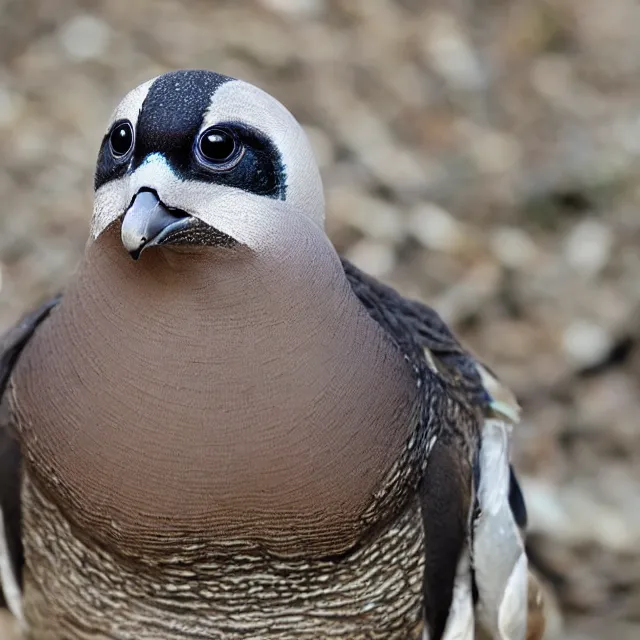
[1,1,639,637]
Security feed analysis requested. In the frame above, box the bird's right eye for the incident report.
[109,121,134,158]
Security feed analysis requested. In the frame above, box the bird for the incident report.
[0,69,543,640]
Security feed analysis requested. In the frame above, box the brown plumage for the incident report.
[12,224,422,560]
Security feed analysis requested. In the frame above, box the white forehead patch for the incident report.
[106,77,156,133]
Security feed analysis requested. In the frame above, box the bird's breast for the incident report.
[11,233,420,559]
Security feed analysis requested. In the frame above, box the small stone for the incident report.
[457,121,522,175]
[522,477,639,552]
[562,319,612,368]
[434,262,501,324]
[14,121,53,162]
[491,226,538,269]
[408,203,466,252]
[0,84,24,128]
[423,12,483,90]
[563,219,614,276]
[258,0,325,18]
[303,125,335,171]
[530,55,575,107]
[59,15,111,61]
[328,187,405,243]
[344,240,396,278]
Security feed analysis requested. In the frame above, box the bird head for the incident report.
[92,70,325,260]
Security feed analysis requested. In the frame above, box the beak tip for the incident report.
[120,189,185,260]
[121,230,145,260]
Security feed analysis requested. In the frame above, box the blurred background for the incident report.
[0,0,639,638]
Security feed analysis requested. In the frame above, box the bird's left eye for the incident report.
[109,121,134,158]
[196,128,243,169]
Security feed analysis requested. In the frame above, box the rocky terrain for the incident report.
[1,1,639,637]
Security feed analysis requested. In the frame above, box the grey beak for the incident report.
[121,190,193,260]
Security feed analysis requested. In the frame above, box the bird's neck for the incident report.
[13,225,420,559]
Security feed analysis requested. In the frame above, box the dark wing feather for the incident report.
[342,259,527,529]
[0,295,61,609]
[418,440,472,638]
[343,259,531,637]
[343,260,478,639]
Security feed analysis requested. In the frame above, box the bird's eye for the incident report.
[109,121,134,158]
[197,128,243,168]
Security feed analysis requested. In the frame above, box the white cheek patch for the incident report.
[92,176,129,240]
[203,80,325,227]
[92,154,185,240]
[92,78,159,240]
[91,153,309,251]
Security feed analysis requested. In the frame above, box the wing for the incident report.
[342,260,526,516]
[343,260,478,639]
[0,296,61,621]
[343,260,536,640]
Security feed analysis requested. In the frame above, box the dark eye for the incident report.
[109,121,134,158]
[197,127,242,168]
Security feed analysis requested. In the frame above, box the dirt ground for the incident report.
[0,1,639,638]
